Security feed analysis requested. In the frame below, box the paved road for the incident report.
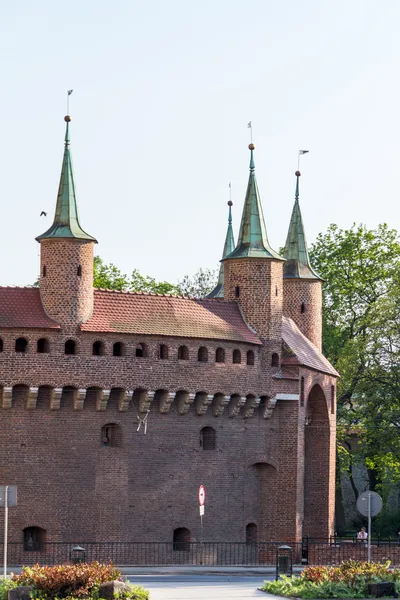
[127,575,272,600]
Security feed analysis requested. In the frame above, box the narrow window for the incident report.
[101,423,122,448]
[42,265,47,277]
[271,353,279,367]
[246,523,258,545]
[92,341,104,356]
[275,286,278,296]
[65,339,76,355]
[0,339,3,353]
[77,265,82,277]
[215,348,225,363]
[247,350,255,366]
[37,338,49,353]
[233,349,241,364]
[135,343,146,358]
[178,345,189,360]
[113,342,123,357]
[235,286,240,298]
[300,377,305,407]
[301,302,305,314]
[331,385,335,414]
[159,344,169,359]
[198,346,208,362]
[173,528,190,552]
[200,426,216,450]
[23,527,46,552]
[15,338,28,353]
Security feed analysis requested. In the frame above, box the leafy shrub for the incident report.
[261,561,400,598]
[0,578,18,600]
[12,563,122,599]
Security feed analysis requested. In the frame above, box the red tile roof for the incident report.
[81,290,262,344]
[282,316,339,377]
[0,287,59,329]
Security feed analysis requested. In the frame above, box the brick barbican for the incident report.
[0,118,338,550]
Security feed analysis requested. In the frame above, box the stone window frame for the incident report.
[246,350,255,366]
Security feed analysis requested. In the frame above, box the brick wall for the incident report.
[283,279,322,350]
[39,239,94,327]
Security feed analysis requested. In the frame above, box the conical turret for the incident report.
[282,170,323,350]
[36,116,97,243]
[37,116,96,327]
[226,145,283,261]
[283,171,321,280]
[207,201,235,298]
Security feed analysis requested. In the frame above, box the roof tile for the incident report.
[282,316,338,377]
[81,290,262,344]
[0,288,59,329]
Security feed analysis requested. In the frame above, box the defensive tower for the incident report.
[208,200,235,298]
[282,171,322,349]
[36,116,97,328]
[223,144,284,351]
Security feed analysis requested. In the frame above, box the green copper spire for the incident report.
[207,200,236,298]
[36,116,97,243]
[225,144,283,260]
[283,171,321,279]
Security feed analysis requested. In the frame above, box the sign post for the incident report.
[198,485,206,545]
[356,490,383,562]
[0,486,17,579]
[3,486,8,580]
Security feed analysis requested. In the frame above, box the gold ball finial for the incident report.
[228,200,233,207]
[64,115,71,122]
[248,143,255,150]
[295,170,301,177]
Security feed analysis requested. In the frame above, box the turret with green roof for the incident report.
[36,116,97,243]
[37,116,96,327]
[225,144,283,261]
[207,201,235,298]
[282,171,321,280]
[223,144,284,344]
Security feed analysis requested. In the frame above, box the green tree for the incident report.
[177,268,218,298]
[93,257,179,294]
[309,223,400,493]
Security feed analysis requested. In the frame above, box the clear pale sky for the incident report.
[1,0,399,286]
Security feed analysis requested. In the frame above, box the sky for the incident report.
[1,0,400,286]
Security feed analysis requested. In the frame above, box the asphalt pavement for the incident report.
[127,575,274,600]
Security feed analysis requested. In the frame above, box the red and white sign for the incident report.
[198,485,206,506]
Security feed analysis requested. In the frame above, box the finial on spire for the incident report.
[295,170,301,201]
[64,115,71,144]
[249,143,255,170]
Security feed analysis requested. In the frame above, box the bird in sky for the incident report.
[40,211,47,217]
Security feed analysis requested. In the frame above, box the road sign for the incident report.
[198,485,206,506]
[357,491,382,517]
[199,505,204,516]
[0,486,17,508]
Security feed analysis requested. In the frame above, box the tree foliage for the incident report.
[309,223,400,489]
[93,257,218,298]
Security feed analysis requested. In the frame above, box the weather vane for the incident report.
[298,149,309,171]
[67,89,73,114]
[247,121,253,144]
